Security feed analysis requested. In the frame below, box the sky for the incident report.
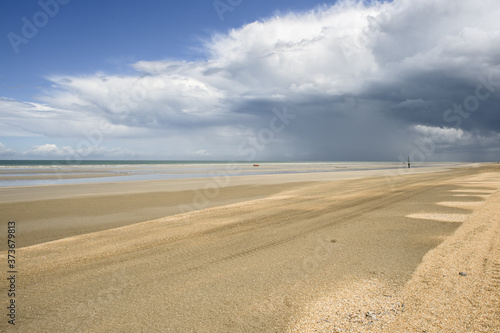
[1,0,500,161]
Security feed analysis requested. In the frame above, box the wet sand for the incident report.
[1,164,499,332]
[0,164,461,249]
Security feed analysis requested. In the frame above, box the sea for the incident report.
[0,160,464,187]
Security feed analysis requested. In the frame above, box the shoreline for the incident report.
[0,161,472,188]
[0,165,469,250]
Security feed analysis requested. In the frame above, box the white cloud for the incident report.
[2,0,500,160]
[0,143,15,155]
[412,125,466,144]
[28,144,75,157]
[410,124,500,161]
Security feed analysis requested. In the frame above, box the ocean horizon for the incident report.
[0,160,469,188]
[0,159,471,167]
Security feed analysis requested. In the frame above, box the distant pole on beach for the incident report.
[408,156,410,169]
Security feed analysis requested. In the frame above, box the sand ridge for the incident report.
[288,169,500,332]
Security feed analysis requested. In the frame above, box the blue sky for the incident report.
[1,0,336,100]
[1,0,500,161]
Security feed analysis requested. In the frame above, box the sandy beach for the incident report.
[1,164,499,332]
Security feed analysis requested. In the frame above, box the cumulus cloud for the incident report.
[412,125,466,145]
[28,144,75,156]
[409,125,500,161]
[2,0,500,160]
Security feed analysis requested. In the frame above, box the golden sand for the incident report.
[0,164,499,332]
[289,169,500,332]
